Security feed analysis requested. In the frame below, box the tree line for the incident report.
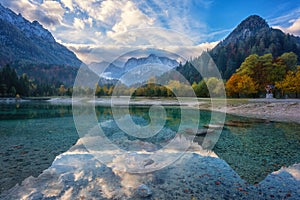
[0,65,71,97]
[1,52,299,98]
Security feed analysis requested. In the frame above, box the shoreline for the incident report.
[2,96,299,124]
[202,98,300,124]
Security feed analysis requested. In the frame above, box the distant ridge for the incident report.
[90,54,179,80]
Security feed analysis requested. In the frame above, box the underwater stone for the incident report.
[136,184,152,197]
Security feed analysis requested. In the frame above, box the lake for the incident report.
[0,101,299,194]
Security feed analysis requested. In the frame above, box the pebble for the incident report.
[136,184,152,198]
[215,181,221,185]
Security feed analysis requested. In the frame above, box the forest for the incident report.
[0,65,71,97]
[1,52,299,98]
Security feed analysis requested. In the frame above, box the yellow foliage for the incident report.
[226,74,258,97]
[275,68,300,95]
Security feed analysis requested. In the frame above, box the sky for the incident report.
[1,0,300,64]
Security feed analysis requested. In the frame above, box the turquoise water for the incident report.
[0,103,78,193]
[0,102,299,193]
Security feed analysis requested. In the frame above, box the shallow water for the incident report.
[0,102,299,194]
[0,103,78,193]
[214,115,300,183]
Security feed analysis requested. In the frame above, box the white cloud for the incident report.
[198,41,219,50]
[73,17,85,30]
[287,18,300,35]
[61,0,74,12]
[96,0,122,22]
[273,17,300,36]
[73,0,122,26]
[110,1,154,33]
[95,32,102,36]
[86,17,93,28]
[40,1,65,25]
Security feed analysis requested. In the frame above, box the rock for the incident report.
[136,184,152,198]
[224,120,251,127]
[195,129,214,136]
[203,124,223,130]
[143,159,154,167]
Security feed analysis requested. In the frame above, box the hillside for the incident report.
[209,15,300,79]
[0,3,81,67]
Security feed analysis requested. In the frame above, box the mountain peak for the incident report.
[218,15,269,47]
[210,14,300,79]
[236,15,269,32]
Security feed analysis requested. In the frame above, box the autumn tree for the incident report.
[275,67,300,97]
[235,52,295,94]
[226,74,258,97]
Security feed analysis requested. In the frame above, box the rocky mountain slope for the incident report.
[0,3,81,67]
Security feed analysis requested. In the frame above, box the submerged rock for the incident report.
[136,184,152,198]
[203,124,224,130]
[196,129,214,136]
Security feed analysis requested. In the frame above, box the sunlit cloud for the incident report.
[273,17,300,36]
[73,18,84,30]
[61,0,74,12]
[268,7,300,36]
[197,41,219,51]
[64,40,218,65]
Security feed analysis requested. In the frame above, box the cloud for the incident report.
[39,1,65,26]
[269,7,300,36]
[65,43,137,64]
[0,0,65,29]
[273,17,300,36]
[198,41,219,50]
[73,17,85,30]
[110,1,154,33]
[133,0,208,42]
[64,41,217,65]
[61,0,74,12]
[287,18,300,35]
[268,8,300,25]
[73,0,122,26]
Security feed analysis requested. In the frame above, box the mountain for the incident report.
[92,54,179,81]
[209,15,300,79]
[0,3,81,67]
